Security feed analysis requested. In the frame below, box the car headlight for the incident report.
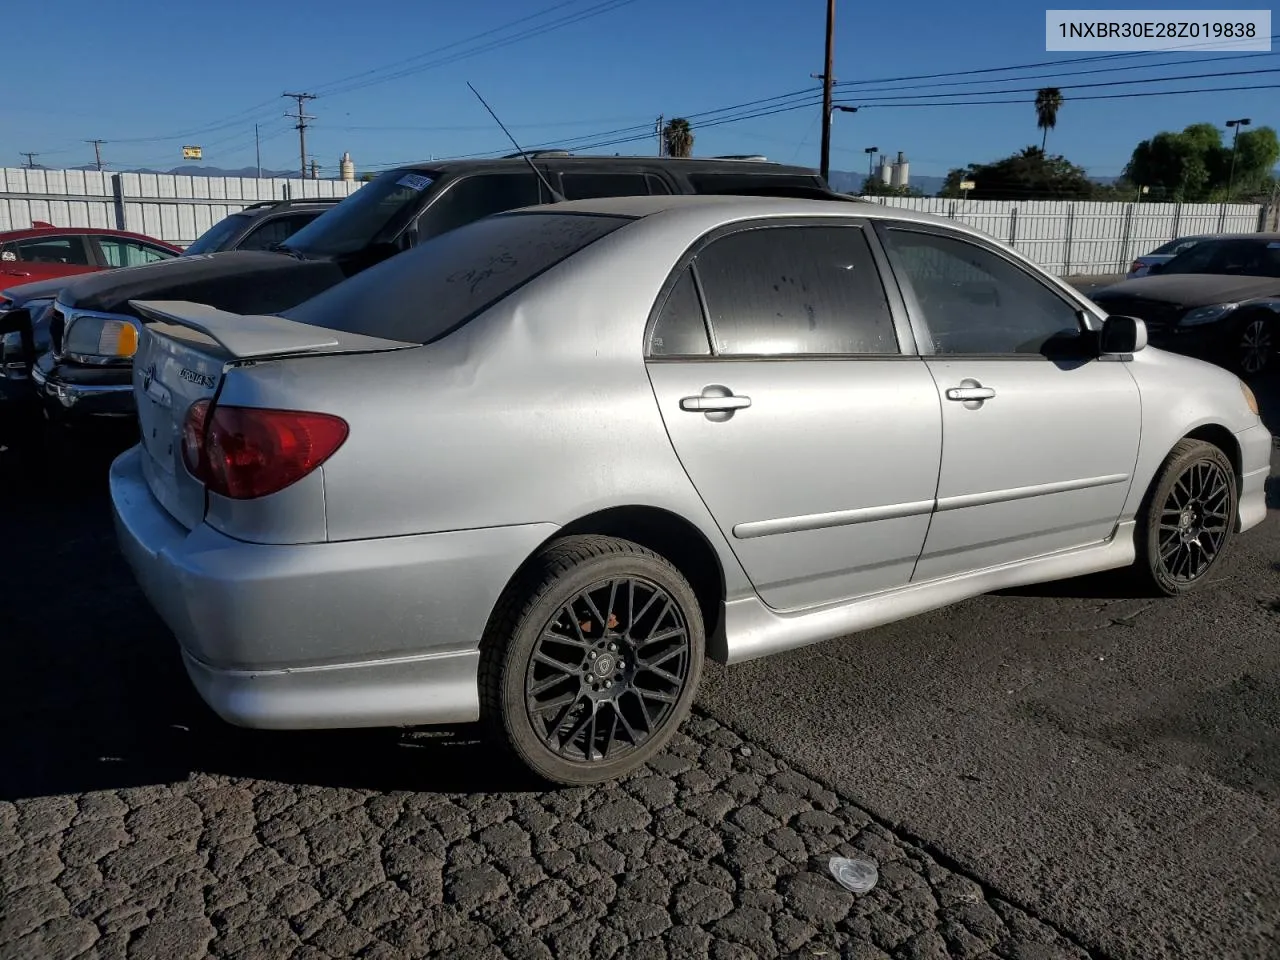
[63,312,140,361]
[1179,303,1237,326]
[1241,381,1260,417]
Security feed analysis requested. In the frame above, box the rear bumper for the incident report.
[32,352,135,420]
[109,445,558,729]
[1236,422,1273,535]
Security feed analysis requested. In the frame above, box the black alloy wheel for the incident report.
[1136,438,1237,596]
[526,576,691,762]
[482,535,705,786]
[1236,315,1274,377]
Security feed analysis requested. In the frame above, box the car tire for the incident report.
[480,535,705,787]
[1134,438,1237,597]
[1233,312,1274,378]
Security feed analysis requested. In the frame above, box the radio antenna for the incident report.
[467,82,564,203]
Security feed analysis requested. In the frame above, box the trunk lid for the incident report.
[129,299,415,530]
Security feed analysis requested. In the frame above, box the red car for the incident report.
[0,223,182,285]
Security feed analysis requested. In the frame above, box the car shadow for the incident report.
[0,433,544,802]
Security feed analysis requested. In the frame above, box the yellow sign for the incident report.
[960,180,976,191]
[182,146,203,160]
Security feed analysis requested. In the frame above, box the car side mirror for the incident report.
[1100,315,1147,356]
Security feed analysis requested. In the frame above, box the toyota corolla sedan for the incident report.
[109,195,1272,786]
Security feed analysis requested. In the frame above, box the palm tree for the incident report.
[1035,88,1064,152]
[663,117,694,158]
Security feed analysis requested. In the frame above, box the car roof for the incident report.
[498,193,956,231]
[0,225,181,248]
[400,155,825,178]
[1201,232,1280,241]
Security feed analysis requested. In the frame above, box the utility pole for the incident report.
[20,152,39,169]
[255,123,262,179]
[656,115,665,157]
[1225,117,1251,203]
[85,139,106,171]
[283,92,317,180]
[817,0,836,182]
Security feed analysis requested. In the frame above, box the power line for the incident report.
[838,65,1280,103]
[833,33,1280,89]
[51,0,637,151]
[315,0,641,100]
[563,80,1280,154]
[370,48,1280,167]
[836,50,1277,96]
[855,81,1280,110]
[309,0,586,96]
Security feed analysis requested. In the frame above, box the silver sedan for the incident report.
[109,195,1273,785]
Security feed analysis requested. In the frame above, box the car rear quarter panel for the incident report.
[1118,347,1265,519]
[214,217,758,599]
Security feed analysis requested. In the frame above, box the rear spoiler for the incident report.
[129,300,415,360]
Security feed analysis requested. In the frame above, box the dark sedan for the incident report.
[1089,234,1280,376]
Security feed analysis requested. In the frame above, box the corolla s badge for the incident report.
[179,368,217,388]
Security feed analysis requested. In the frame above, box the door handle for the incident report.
[680,395,752,412]
[945,386,996,401]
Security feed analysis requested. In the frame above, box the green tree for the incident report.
[1034,87,1064,152]
[662,118,694,158]
[936,147,1096,200]
[1123,123,1279,202]
[860,177,923,198]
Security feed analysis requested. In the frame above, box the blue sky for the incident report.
[5,0,1275,180]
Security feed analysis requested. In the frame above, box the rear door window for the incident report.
[285,211,633,344]
[694,224,899,356]
[418,174,543,241]
[647,268,711,357]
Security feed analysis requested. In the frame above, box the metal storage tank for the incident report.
[340,152,355,182]
[878,155,893,184]
[890,151,909,188]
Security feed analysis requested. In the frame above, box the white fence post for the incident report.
[1063,204,1074,275]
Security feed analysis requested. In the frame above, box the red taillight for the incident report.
[1130,260,1143,273]
[181,400,348,500]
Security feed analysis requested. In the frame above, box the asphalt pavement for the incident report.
[699,370,1280,960]
[0,370,1276,960]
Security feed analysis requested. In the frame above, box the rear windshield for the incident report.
[1149,236,1203,257]
[184,214,251,255]
[284,211,632,344]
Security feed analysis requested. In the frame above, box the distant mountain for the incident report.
[827,169,947,198]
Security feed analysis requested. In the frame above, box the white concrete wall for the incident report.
[0,168,364,246]
[857,196,1264,276]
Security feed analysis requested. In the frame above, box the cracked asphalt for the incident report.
[1,371,1277,960]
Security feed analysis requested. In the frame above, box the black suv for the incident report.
[26,154,851,423]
